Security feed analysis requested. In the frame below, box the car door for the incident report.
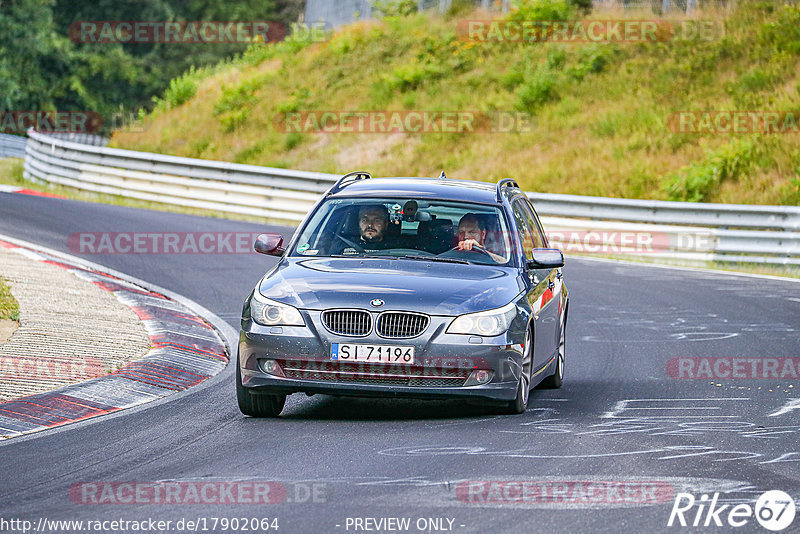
[511,198,559,374]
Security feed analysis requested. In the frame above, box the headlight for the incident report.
[447,302,517,337]
[250,292,305,327]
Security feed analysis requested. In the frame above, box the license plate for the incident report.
[331,343,414,365]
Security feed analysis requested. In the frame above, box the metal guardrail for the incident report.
[528,193,800,232]
[23,129,800,266]
[43,132,109,147]
[24,129,336,222]
[0,133,28,159]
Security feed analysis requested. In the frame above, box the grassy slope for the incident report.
[0,277,20,322]
[111,1,800,205]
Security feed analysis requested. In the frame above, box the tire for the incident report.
[236,356,286,417]
[540,309,566,389]
[499,328,533,415]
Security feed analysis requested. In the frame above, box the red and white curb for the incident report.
[0,184,65,199]
[0,236,231,439]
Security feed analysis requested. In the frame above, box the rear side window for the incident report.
[518,200,546,248]
[511,199,538,260]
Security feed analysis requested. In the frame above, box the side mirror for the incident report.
[254,233,285,257]
[526,248,564,269]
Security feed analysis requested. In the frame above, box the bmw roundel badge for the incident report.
[370,299,385,308]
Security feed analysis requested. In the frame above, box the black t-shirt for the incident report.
[336,234,400,255]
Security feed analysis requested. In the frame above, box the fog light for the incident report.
[464,369,493,386]
[259,359,285,377]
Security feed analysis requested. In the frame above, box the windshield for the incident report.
[291,198,514,266]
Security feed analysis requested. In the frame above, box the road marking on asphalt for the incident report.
[768,398,800,417]
[601,398,749,419]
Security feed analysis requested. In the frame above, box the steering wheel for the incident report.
[442,243,493,259]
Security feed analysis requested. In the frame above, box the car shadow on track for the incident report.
[275,394,503,421]
[254,389,575,421]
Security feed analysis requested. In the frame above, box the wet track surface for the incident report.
[0,193,798,533]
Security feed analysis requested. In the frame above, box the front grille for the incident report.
[321,309,372,337]
[377,312,429,338]
[278,360,468,387]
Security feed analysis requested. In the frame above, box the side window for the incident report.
[519,201,546,248]
[512,200,536,260]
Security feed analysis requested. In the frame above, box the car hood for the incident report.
[258,258,523,316]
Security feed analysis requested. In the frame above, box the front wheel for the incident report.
[540,310,566,389]
[499,329,533,415]
[236,356,286,417]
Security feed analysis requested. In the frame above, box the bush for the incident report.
[508,0,575,22]
[516,66,558,110]
[382,59,445,91]
[779,175,800,205]
[568,0,592,14]
[663,140,759,202]
[371,0,417,17]
[213,74,270,116]
[568,44,616,81]
[157,68,200,111]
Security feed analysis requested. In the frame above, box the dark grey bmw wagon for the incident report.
[237,172,568,416]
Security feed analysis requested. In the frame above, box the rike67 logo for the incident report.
[668,490,796,531]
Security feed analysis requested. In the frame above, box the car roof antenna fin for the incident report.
[439,170,447,180]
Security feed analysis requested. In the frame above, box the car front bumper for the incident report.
[238,312,526,402]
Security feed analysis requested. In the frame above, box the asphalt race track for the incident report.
[1,193,799,533]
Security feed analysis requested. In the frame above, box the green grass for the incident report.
[0,278,20,322]
[111,0,800,206]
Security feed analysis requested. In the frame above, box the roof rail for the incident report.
[327,171,372,196]
[496,178,520,202]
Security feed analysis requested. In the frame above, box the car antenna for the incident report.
[439,170,447,180]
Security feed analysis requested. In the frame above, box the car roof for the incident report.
[328,177,518,204]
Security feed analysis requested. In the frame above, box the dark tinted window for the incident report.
[518,199,546,248]
[511,199,538,260]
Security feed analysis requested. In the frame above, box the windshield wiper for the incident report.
[322,253,470,265]
[399,255,470,265]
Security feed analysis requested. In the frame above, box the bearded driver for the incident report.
[334,204,397,254]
